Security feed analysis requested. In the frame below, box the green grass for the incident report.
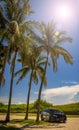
[67,115,79,118]
[53,102,79,111]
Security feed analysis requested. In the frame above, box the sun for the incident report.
[54,3,73,22]
[58,6,71,19]
[58,6,70,19]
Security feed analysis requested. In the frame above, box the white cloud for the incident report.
[61,81,78,85]
[0,96,8,104]
[0,96,35,104]
[29,99,35,104]
[42,85,79,105]
[0,96,25,104]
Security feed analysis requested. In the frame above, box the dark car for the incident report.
[41,108,67,123]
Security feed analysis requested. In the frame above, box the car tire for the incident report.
[42,114,50,122]
[41,115,44,121]
[62,119,66,123]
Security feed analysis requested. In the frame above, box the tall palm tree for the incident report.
[15,44,47,120]
[0,0,35,122]
[0,0,34,86]
[36,21,73,122]
[0,4,9,85]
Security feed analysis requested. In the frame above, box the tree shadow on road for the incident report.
[0,120,20,130]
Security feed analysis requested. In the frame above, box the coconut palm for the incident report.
[15,44,47,120]
[0,5,9,85]
[36,21,73,121]
[0,0,35,122]
[0,0,34,86]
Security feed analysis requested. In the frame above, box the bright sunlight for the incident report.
[53,2,74,23]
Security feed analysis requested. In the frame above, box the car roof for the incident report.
[43,108,60,111]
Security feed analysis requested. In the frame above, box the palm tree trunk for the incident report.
[0,33,12,86]
[5,50,17,122]
[25,69,33,120]
[0,35,12,86]
[36,54,49,122]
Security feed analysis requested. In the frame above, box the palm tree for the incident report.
[0,0,34,86]
[0,4,9,85]
[15,44,47,120]
[0,0,35,122]
[36,21,73,122]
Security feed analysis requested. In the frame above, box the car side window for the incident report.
[45,109,49,112]
[43,109,49,113]
[54,110,61,114]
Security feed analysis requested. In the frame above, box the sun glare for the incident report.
[58,6,70,19]
[53,3,73,22]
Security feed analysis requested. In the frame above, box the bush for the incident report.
[0,102,4,107]
[31,99,53,113]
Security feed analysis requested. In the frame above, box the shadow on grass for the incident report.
[0,119,65,129]
[20,122,65,129]
[0,125,20,130]
[14,119,65,129]
[0,120,20,130]
[10,119,42,125]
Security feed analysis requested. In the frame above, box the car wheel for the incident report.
[49,116,55,122]
[62,119,66,123]
[41,115,44,121]
[42,114,50,122]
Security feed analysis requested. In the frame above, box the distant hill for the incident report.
[53,102,79,115]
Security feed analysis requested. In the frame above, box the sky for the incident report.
[0,0,79,105]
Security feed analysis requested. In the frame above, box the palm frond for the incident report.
[53,46,73,64]
[15,67,29,76]
[32,71,38,85]
[55,37,72,46]
[0,75,6,87]
[15,67,30,84]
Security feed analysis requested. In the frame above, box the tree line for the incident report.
[0,0,73,122]
[0,101,79,115]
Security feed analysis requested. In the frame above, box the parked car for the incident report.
[41,108,67,122]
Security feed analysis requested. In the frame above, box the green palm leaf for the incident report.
[15,67,30,84]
